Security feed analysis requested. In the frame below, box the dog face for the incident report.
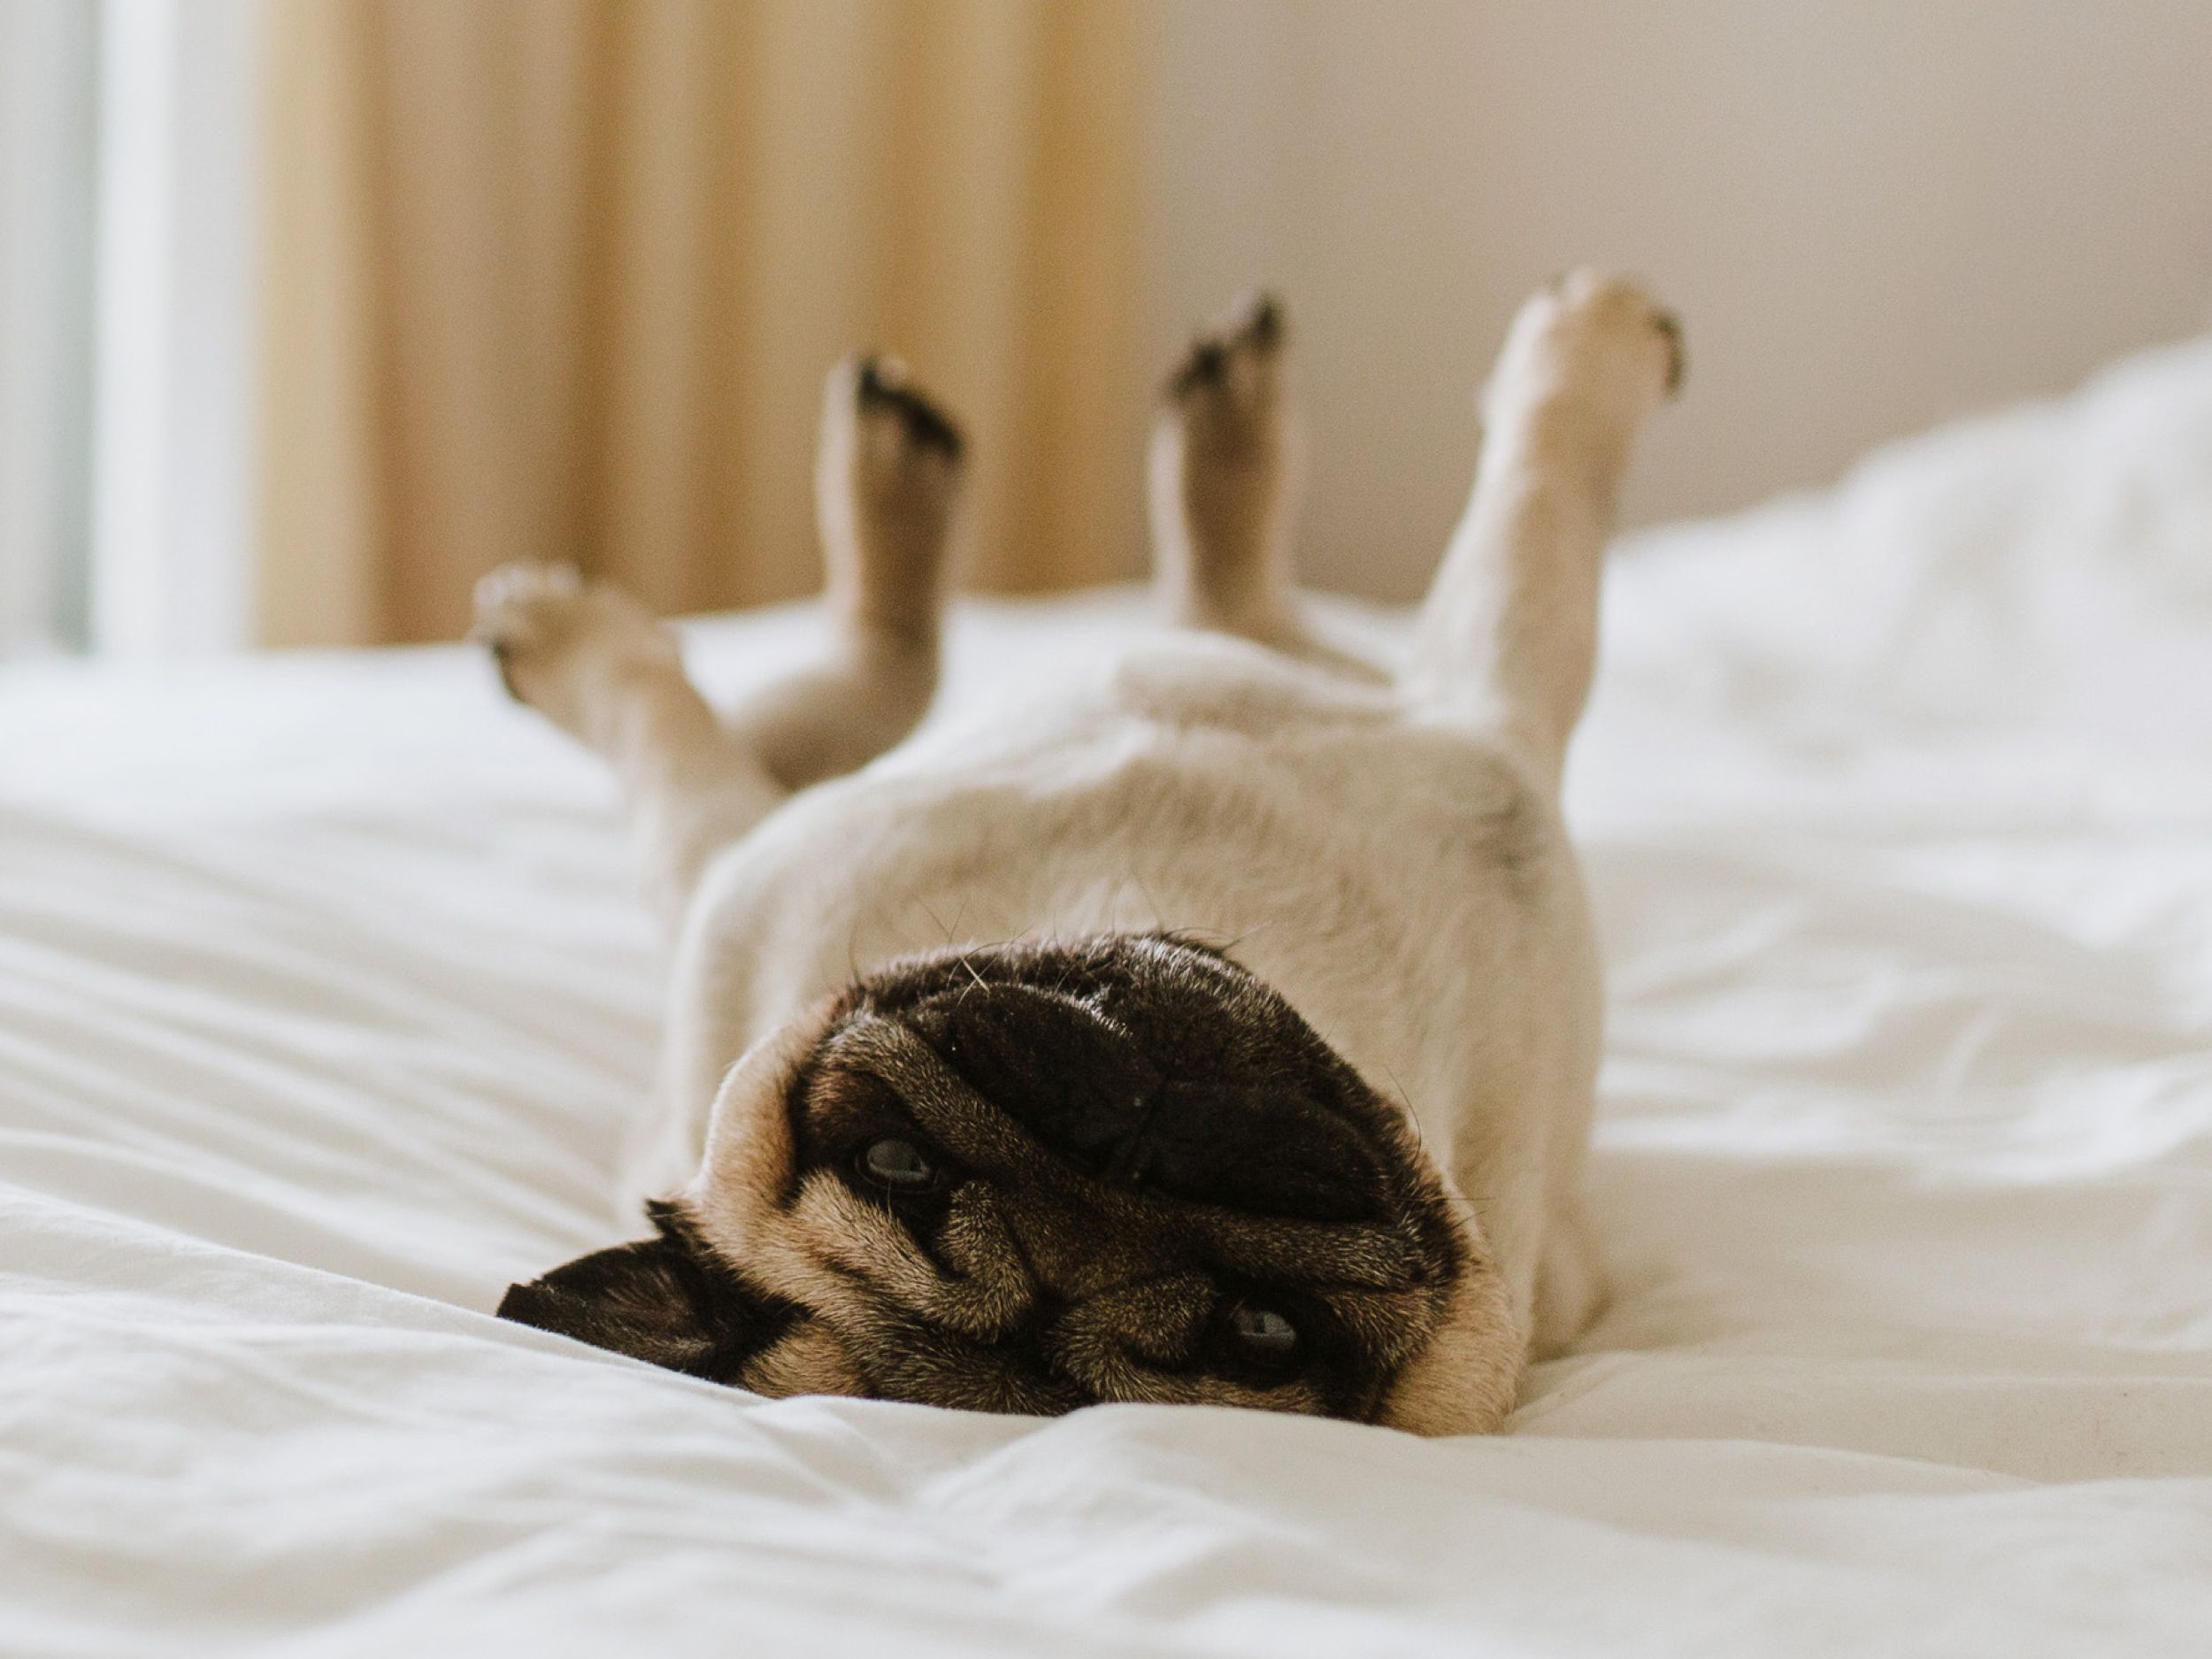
[501,935,1520,1434]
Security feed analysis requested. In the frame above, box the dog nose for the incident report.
[911,985,1386,1222]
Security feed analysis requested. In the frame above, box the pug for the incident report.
[478,272,1681,1435]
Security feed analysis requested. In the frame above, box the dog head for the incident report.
[500,933,1519,1433]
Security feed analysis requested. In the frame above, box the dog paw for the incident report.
[470,562,679,734]
[822,354,965,518]
[1487,270,1684,431]
[854,355,963,460]
[1164,291,1287,457]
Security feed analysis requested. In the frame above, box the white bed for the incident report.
[5,336,2210,1656]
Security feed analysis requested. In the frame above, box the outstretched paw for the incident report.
[816,356,965,633]
[1163,290,1287,461]
[855,356,963,460]
[470,562,680,737]
[1487,270,1684,434]
[822,354,964,518]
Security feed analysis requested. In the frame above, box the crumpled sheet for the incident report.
[4,336,2209,1656]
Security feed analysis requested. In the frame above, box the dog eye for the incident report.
[857,1137,940,1191]
[1228,1302,1299,1361]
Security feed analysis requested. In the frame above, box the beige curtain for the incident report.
[258,0,1156,646]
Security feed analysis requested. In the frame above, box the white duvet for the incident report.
[5,338,2211,1656]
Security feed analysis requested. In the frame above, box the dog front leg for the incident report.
[472,361,966,926]
[1148,292,1305,646]
[472,564,786,929]
[736,356,965,790]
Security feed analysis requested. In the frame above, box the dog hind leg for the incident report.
[1405,270,1681,795]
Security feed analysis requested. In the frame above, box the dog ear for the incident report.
[496,1199,799,1384]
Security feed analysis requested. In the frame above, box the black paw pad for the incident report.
[855,357,965,460]
[1651,311,1686,396]
[1166,290,1286,401]
[1169,341,1229,399]
[1235,292,1283,351]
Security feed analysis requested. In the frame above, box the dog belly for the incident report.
[647,696,1594,1318]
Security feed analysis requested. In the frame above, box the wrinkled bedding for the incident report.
[4,337,2210,1655]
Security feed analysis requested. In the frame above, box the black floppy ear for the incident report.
[496,1200,799,1385]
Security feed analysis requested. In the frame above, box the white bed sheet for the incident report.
[4,337,2211,1656]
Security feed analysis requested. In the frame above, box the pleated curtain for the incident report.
[258,0,1155,646]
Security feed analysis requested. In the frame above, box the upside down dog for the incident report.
[481,272,1681,1434]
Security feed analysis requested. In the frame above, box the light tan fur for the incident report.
[476,273,1679,1431]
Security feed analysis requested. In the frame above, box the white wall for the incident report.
[1143,1,2212,601]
